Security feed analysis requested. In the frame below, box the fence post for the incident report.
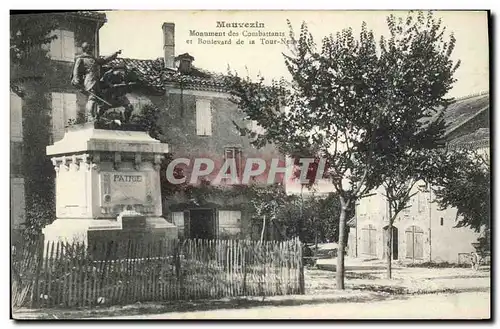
[30,238,45,308]
[242,240,247,295]
[176,240,183,299]
[298,237,305,295]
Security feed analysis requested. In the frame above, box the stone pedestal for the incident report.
[43,123,177,245]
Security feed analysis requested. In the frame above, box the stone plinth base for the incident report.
[42,215,178,259]
[42,218,122,245]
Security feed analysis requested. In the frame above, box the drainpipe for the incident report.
[95,21,100,57]
[428,183,432,262]
[354,201,358,258]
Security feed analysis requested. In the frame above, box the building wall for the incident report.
[124,87,284,240]
[10,92,25,230]
[355,184,480,263]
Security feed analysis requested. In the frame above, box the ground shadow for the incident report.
[14,293,402,319]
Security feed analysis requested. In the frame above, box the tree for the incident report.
[247,184,289,241]
[373,11,459,278]
[11,14,59,239]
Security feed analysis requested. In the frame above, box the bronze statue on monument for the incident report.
[71,42,136,126]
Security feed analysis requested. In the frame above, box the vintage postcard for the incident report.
[10,10,490,320]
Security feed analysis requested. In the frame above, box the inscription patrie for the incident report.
[113,174,143,183]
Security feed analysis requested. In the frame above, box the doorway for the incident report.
[189,209,216,239]
[383,226,399,260]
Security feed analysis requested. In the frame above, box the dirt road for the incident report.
[102,291,490,319]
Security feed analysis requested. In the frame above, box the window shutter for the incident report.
[196,101,203,135]
[64,93,78,124]
[196,98,212,136]
[10,92,23,141]
[62,30,75,61]
[172,212,185,239]
[49,30,62,60]
[183,210,191,239]
[205,101,212,135]
[361,228,369,254]
[405,230,413,259]
[51,93,65,142]
[369,228,376,256]
[414,232,424,259]
[235,149,242,177]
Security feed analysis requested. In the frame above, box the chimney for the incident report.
[175,53,195,74]
[162,22,175,69]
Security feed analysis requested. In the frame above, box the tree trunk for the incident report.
[314,217,318,259]
[299,185,304,241]
[386,222,393,279]
[336,197,347,290]
[386,205,393,279]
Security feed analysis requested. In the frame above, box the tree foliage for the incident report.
[430,149,490,234]
[10,14,58,93]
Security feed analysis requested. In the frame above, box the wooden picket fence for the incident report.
[11,237,304,309]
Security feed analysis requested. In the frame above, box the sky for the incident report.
[99,10,489,98]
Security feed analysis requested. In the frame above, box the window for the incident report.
[196,98,212,136]
[403,197,412,215]
[51,92,77,142]
[10,92,22,142]
[224,147,242,180]
[49,30,75,61]
[218,210,241,238]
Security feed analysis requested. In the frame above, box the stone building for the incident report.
[348,92,490,263]
[10,11,107,235]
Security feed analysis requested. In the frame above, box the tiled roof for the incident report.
[107,57,166,94]
[443,92,490,135]
[66,11,106,22]
[104,56,228,94]
[162,67,228,92]
[49,11,107,27]
[448,127,489,148]
[347,216,356,227]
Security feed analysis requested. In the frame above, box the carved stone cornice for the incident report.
[114,152,121,171]
[134,153,142,170]
[51,153,94,173]
[153,154,163,171]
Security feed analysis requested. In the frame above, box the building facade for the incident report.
[348,92,490,263]
[100,23,285,240]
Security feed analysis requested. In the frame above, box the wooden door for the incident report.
[361,224,377,256]
[405,225,424,260]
